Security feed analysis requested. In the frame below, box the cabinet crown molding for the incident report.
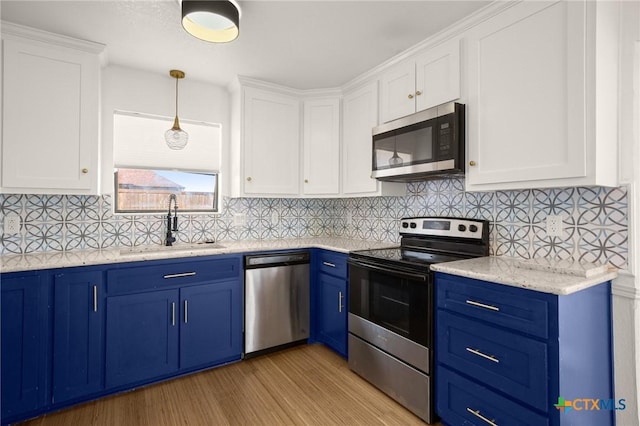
[233,75,342,98]
[1,20,107,63]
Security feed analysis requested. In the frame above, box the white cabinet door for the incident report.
[466,1,588,189]
[380,40,462,124]
[242,87,300,195]
[379,61,416,123]
[303,98,340,195]
[342,82,379,195]
[2,37,101,194]
[415,39,461,112]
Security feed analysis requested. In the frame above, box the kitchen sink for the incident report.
[118,243,225,256]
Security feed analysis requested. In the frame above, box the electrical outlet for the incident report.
[546,215,563,237]
[3,213,20,235]
[233,213,246,227]
[271,211,279,225]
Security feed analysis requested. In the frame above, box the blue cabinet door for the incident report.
[1,272,48,421]
[180,280,242,370]
[317,273,347,357]
[105,289,179,388]
[53,270,105,403]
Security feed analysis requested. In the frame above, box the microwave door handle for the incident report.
[348,259,428,282]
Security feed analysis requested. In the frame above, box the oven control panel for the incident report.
[400,217,486,239]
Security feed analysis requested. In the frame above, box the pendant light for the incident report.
[389,141,403,167]
[182,0,241,43]
[165,69,188,150]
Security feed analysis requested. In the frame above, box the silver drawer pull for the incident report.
[338,291,344,313]
[466,299,499,311]
[323,262,336,268]
[93,285,98,312]
[171,302,176,326]
[466,408,498,426]
[163,272,197,279]
[466,347,500,363]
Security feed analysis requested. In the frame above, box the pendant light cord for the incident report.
[175,76,179,118]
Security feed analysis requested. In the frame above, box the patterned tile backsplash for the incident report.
[0,178,629,269]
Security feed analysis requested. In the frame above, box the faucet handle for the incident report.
[172,216,178,232]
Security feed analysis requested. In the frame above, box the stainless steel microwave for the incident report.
[371,102,465,182]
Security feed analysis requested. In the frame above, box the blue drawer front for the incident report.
[318,250,348,278]
[437,366,549,426]
[107,257,240,295]
[436,273,551,339]
[437,311,548,412]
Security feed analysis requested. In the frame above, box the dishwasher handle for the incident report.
[244,251,310,269]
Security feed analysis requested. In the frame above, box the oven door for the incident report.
[348,258,432,351]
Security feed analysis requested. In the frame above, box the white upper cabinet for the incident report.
[342,82,404,197]
[1,23,104,195]
[380,38,461,123]
[303,98,340,196]
[465,0,619,191]
[241,87,300,196]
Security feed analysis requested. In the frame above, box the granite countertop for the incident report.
[431,256,618,296]
[0,238,397,273]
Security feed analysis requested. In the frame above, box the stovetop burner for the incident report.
[350,217,490,270]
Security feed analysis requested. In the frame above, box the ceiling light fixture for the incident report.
[165,69,188,150]
[181,0,241,43]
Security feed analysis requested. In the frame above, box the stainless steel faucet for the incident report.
[166,194,179,246]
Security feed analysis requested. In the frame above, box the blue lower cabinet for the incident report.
[53,270,105,403]
[179,280,242,370]
[435,272,614,426]
[106,289,180,388]
[1,272,48,423]
[316,273,347,357]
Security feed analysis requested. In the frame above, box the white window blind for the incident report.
[113,111,222,172]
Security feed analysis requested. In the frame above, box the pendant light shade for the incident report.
[182,0,240,43]
[389,144,403,167]
[165,69,188,150]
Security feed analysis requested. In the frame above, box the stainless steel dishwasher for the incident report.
[244,251,310,357]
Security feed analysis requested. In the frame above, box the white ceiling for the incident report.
[1,0,490,89]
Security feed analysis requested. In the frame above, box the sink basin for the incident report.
[118,243,225,256]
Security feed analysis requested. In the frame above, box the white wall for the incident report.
[100,65,231,196]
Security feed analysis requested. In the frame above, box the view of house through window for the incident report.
[112,111,222,214]
[114,168,218,213]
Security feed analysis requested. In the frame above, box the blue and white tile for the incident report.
[493,224,531,259]
[495,190,532,223]
[464,192,494,221]
[132,216,164,246]
[65,195,101,222]
[531,188,576,225]
[65,222,101,251]
[24,223,65,253]
[531,224,576,261]
[576,186,627,228]
[102,220,133,248]
[0,194,25,217]
[25,195,65,223]
[576,227,627,269]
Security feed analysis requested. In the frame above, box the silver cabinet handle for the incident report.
[338,291,344,313]
[171,303,176,326]
[466,408,498,426]
[466,347,499,363]
[466,299,499,312]
[93,285,98,312]
[184,300,188,324]
[322,262,336,268]
[163,272,196,279]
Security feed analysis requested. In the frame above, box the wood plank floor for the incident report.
[20,344,436,426]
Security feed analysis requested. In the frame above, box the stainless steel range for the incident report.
[347,217,489,423]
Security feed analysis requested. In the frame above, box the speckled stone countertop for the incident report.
[0,238,397,273]
[431,256,618,296]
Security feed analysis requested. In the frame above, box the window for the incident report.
[112,111,221,213]
[114,168,218,213]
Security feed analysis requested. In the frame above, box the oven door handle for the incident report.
[347,259,428,282]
